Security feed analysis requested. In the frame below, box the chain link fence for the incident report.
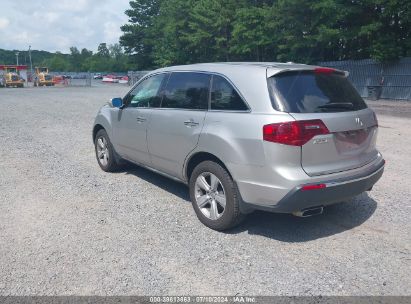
[319,57,411,100]
[129,62,411,101]
[49,72,92,87]
[21,71,92,87]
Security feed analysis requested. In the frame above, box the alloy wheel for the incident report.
[194,172,227,220]
[96,136,109,167]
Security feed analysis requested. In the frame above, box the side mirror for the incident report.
[111,97,123,108]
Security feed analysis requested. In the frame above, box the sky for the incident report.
[0,0,131,53]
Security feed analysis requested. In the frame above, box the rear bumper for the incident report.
[241,159,385,214]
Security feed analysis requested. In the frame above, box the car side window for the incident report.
[161,72,210,110]
[211,75,248,111]
[126,74,167,108]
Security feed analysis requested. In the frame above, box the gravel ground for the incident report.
[0,86,410,296]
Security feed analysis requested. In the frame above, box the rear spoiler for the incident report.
[267,67,349,78]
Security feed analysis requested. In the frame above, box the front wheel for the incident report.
[94,129,121,172]
[189,161,245,231]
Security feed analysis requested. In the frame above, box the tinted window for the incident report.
[161,72,210,110]
[268,71,367,113]
[127,73,167,108]
[211,75,248,111]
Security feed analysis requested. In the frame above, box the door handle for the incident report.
[184,119,199,127]
[136,116,147,123]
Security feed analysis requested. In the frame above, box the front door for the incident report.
[112,73,168,165]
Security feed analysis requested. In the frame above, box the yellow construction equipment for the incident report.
[4,67,24,88]
[34,67,54,87]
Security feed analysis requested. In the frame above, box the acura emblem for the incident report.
[355,117,364,127]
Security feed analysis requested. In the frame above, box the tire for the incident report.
[189,161,245,231]
[94,129,121,172]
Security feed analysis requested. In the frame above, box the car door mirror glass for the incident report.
[111,97,123,108]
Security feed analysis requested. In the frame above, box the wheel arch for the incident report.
[184,151,233,183]
[92,124,105,142]
[92,120,123,166]
[92,110,113,143]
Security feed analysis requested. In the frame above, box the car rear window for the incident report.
[267,70,367,113]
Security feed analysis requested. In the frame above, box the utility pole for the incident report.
[15,51,20,66]
[28,46,33,83]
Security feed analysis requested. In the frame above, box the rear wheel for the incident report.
[189,161,245,231]
[94,129,121,172]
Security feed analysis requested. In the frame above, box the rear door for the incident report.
[147,72,210,178]
[267,69,379,176]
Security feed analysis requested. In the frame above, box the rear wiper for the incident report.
[316,102,354,110]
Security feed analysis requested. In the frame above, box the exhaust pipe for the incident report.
[293,206,324,217]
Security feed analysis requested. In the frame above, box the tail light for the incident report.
[314,67,335,74]
[372,111,379,127]
[263,119,329,146]
[314,67,345,76]
[301,184,326,191]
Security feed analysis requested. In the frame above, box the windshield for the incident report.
[268,70,367,113]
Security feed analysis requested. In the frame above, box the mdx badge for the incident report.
[313,138,329,144]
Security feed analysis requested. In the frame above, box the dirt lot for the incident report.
[0,86,410,296]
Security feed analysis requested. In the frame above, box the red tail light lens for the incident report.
[301,184,326,191]
[314,67,336,74]
[263,120,329,146]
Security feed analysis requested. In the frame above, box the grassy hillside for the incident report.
[0,48,66,67]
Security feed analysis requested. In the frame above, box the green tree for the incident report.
[231,5,277,61]
[84,56,108,72]
[120,0,411,66]
[151,0,194,66]
[185,0,247,62]
[69,47,82,71]
[109,43,123,59]
[353,0,411,61]
[120,0,162,69]
[45,52,70,71]
[79,48,93,71]
[81,48,93,58]
[108,43,131,72]
[272,0,411,62]
[97,43,110,57]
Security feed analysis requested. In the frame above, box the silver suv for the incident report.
[93,63,384,230]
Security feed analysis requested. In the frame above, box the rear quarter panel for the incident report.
[192,111,305,204]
